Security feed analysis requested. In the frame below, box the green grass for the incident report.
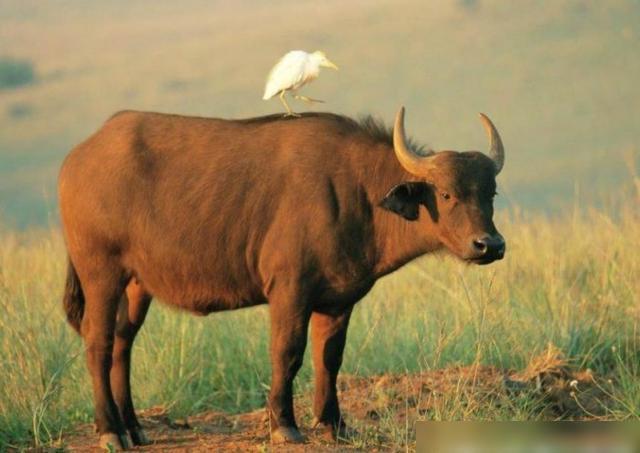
[1,181,638,449]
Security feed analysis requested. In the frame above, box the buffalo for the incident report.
[58,107,505,449]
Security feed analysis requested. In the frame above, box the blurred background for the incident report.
[0,0,638,228]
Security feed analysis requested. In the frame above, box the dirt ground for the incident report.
[62,347,611,452]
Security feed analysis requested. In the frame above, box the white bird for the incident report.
[263,50,339,116]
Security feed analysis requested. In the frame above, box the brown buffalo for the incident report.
[58,107,505,449]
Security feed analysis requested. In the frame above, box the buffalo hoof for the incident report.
[99,432,130,450]
[312,417,358,442]
[271,426,306,444]
[129,426,151,446]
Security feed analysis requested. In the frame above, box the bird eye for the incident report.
[441,192,451,200]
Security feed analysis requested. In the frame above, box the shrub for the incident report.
[0,57,36,90]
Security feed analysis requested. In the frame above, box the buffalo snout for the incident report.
[469,234,505,264]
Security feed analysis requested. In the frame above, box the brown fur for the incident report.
[58,110,504,445]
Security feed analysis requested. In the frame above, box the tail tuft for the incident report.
[63,258,84,335]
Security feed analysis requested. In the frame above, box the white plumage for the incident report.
[263,50,338,116]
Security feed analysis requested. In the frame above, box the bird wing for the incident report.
[263,51,309,100]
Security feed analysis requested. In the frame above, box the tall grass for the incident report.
[0,185,638,448]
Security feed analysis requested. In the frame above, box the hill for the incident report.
[1,0,639,226]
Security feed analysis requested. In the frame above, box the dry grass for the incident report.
[0,180,638,449]
[58,348,618,451]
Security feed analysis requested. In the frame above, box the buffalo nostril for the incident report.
[473,239,488,254]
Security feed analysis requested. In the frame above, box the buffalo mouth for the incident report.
[466,252,505,265]
[467,256,498,265]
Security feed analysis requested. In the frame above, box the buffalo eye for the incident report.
[441,192,451,200]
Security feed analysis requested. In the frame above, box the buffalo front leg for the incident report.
[267,292,311,443]
[110,279,152,446]
[77,262,130,450]
[310,308,353,441]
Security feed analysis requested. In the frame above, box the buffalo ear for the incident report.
[379,182,428,221]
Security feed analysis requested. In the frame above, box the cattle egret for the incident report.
[263,50,339,116]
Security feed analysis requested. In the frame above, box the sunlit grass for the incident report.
[0,184,638,449]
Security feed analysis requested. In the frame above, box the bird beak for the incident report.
[324,59,339,71]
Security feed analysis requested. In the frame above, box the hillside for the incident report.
[1,0,639,226]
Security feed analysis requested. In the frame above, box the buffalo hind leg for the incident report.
[110,279,152,446]
[310,308,354,441]
[267,289,312,443]
[77,261,129,450]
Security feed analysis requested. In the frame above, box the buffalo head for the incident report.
[381,107,506,265]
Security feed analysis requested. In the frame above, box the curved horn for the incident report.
[478,113,504,174]
[393,107,434,175]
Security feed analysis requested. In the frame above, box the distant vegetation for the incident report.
[0,57,36,90]
[458,0,480,11]
[7,102,34,119]
[1,183,638,449]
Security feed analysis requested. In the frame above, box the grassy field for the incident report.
[0,179,638,450]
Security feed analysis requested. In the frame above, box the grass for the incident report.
[0,180,638,450]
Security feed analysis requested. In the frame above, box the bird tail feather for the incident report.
[263,87,277,100]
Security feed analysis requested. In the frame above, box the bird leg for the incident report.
[293,94,325,104]
[279,91,300,117]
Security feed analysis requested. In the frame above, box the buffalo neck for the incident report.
[372,207,441,278]
[350,142,442,278]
